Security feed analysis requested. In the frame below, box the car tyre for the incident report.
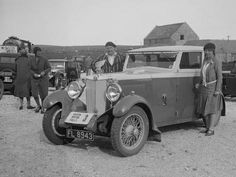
[111,106,149,157]
[42,105,74,145]
[0,79,4,100]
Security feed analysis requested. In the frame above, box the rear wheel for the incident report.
[42,105,74,145]
[0,79,4,100]
[111,106,149,157]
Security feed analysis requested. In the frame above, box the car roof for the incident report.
[0,53,20,57]
[128,45,203,53]
[49,59,68,62]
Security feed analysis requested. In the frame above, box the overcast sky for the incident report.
[0,0,236,46]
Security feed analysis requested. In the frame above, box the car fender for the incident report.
[113,94,161,134]
[113,94,150,117]
[43,90,69,109]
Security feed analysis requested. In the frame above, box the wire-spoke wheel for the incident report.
[111,106,149,157]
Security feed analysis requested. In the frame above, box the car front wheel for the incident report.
[42,105,74,145]
[111,106,149,157]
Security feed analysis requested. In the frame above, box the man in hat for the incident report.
[30,47,51,113]
[91,41,125,73]
[14,43,35,110]
[196,42,223,136]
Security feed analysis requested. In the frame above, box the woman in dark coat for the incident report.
[14,45,34,110]
[196,43,223,136]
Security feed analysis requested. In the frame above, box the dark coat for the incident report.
[14,55,31,97]
[30,56,51,81]
[30,55,51,98]
[91,53,125,73]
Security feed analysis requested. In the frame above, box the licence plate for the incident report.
[64,112,94,125]
[4,77,12,82]
[66,129,94,141]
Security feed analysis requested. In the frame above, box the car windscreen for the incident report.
[127,52,177,69]
[49,62,65,70]
[0,57,16,64]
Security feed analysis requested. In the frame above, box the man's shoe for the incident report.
[19,106,23,110]
[205,130,214,136]
[27,105,35,109]
[35,106,41,113]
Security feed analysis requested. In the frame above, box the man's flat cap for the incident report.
[105,41,116,48]
[33,47,42,54]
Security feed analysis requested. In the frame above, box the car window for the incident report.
[180,52,202,69]
[50,62,65,70]
[127,52,177,69]
[0,57,15,64]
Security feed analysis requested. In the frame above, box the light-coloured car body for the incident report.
[43,45,226,156]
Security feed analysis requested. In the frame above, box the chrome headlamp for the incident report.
[67,80,85,99]
[106,82,122,102]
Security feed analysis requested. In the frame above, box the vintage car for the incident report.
[42,46,226,157]
[222,62,236,97]
[0,37,33,98]
[49,59,81,89]
[48,59,67,89]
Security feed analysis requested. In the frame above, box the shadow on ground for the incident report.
[39,129,117,156]
[39,119,206,157]
[159,120,205,133]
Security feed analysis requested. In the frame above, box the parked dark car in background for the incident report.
[222,61,236,97]
[0,36,33,98]
[48,58,81,90]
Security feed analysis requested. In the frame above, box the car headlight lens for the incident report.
[106,83,122,102]
[67,81,85,99]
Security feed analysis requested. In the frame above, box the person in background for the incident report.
[30,47,51,113]
[196,43,223,136]
[91,41,125,73]
[14,43,34,110]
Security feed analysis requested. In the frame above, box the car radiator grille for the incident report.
[86,79,106,115]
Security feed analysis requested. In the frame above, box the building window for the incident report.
[180,35,184,40]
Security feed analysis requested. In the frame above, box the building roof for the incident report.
[145,22,185,40]
[185,40,236,53]
[128,45,203,53]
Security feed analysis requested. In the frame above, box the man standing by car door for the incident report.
[91,41,125,73]
[30,47,51,113]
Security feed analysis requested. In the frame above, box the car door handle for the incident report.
[162,94,167,106]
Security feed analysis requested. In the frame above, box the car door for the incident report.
[151,76,177,126]
[176,51,202,122]
[148,53,178,127]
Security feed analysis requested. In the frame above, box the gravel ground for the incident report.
[0,95,236,177]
